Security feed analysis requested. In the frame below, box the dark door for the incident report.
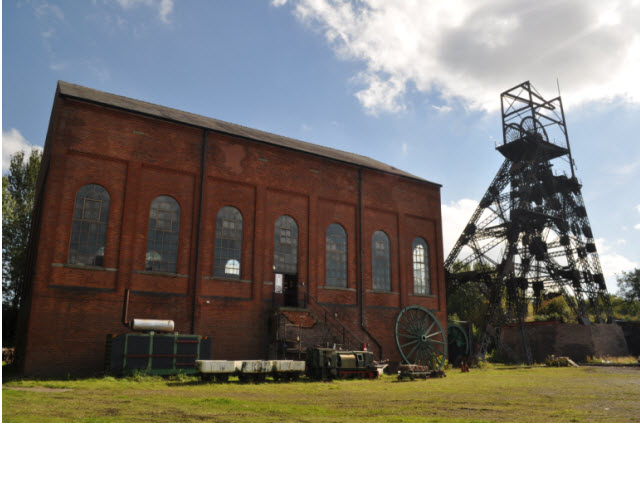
[284,274,298,307]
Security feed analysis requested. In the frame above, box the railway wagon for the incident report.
[197,359,305,382]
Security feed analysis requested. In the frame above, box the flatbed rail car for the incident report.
[397,364,446,381]
[197,359,305,382]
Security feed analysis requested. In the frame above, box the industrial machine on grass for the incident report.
[106,299,446,382]
[305,347,379,380]
[196,347,379,382]
[105,319,211,376]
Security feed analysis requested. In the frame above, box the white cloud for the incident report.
[158,0,173,23]
[432,105,452,114]
[115,0,174,23]
[441,198,479,257]
[636,204,640,214]
[50,62,67,71]
[34,3,65,22]
[353,72,407,115]
[278,0,640,114]
[595,238,638,291]
[2,129,43,173]
[612,160,640,175]
[635,224,640,231]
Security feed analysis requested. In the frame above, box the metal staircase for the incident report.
[268,287,366,359]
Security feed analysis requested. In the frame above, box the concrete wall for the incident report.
[617,322,640,356]
[501,323,630,363]
[18,91,446,376]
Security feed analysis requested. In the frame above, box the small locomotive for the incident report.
[305,347,379,380]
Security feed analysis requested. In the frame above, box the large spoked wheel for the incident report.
[395,306,447,370]
[505,123,522,143]
[447,322,470,364]
[520,116,548,141]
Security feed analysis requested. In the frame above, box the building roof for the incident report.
[57,81,439,186]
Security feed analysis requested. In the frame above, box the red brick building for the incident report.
[16,81,446,376]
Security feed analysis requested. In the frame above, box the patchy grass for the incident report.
[3,365,640,422]
[585,355,639,365]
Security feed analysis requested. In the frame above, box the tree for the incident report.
[617,269,640,303]
[610,294,640,321]
[534,295,574,323]
[447,261,490,334]
[2,148,41,311]
[614,269,640,321]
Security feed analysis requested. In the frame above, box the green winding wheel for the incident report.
[447,322,470,362]
[395,306,447,370]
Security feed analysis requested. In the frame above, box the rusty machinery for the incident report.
[445,81,612,363]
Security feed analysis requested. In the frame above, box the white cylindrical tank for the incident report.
[131,319,175,332]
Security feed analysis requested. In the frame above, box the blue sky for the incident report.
[3,0,640,293]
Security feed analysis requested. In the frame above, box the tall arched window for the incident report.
[214,206,243,278]
[326,223,347,287]
[68,184,110,266]
[145,195,180,273]
[274,215,298,274]
[372,230,390,291]
[412,237,430,295]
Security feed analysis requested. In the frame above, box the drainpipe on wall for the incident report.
[358,168,382,359]
[122,288,130,328]
[191,130,208,334]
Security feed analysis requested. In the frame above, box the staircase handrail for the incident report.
[298,285,364,350]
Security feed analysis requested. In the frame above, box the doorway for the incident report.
[283,274,298,307]
[274,273,298,307]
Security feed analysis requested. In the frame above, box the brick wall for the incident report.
[18,89,446,376]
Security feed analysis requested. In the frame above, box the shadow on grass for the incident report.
[2,363,20,383]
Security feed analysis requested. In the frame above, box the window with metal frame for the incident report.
[68,184,110,266]
[214,206,243,278]
[274,215,298,274]
[325,223,347,288]
[372,230,390,291]
[412,237,430,295]
[145,195,180,273]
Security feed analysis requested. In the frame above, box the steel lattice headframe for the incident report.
[445,81,612,331]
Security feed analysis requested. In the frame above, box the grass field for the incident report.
[3,363,639,423]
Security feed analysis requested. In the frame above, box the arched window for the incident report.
[412,237,430,295]
[372,230,390,291]
[214,206,243,278]
[225,259,240,276]
[145,195,180,273]
[274,215,298,274]
[68,184,110,267]
[326,223,347,287]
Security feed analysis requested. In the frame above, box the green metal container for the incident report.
[105,332,211,376]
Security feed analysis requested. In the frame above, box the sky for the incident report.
[2,0,640,293]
